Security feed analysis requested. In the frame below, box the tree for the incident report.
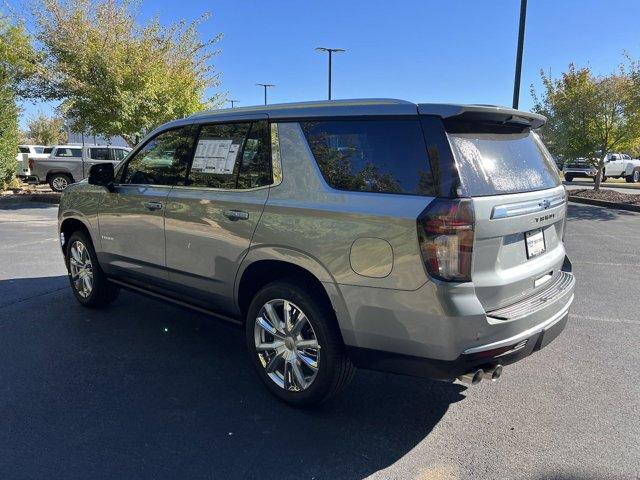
[0,17,38,189]
[26,112,68,145]
[33,0,222,146]
[532,64,640,191]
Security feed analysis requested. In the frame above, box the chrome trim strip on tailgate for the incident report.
[463,293,573,355]
[491,192,566,219]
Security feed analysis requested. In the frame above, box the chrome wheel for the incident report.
[634,170,640,182]
[254,299,320,391]
[52,176,69,191]
[69,240,93,298]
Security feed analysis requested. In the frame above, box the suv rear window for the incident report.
[300,119,435,196]
[447,128,561,196]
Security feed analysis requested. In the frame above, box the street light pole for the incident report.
[512,0,528,109]
[229,99,240,108]
[255,84,275,105]
[315,47,345,100]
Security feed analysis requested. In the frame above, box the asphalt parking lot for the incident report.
[0,200,638,480]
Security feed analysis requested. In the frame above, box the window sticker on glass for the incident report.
[191,139,240,174]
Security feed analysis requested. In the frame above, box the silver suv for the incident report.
[58,99,575,405]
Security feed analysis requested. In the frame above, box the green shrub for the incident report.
[0,83,19,190]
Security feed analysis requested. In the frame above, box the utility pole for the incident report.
[228,99,240,108]
[255,84,275,105]
[512,0,528,109]
[315,47,345,100]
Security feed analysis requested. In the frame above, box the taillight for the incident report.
[417,198,475,282]
[28,158,34,170]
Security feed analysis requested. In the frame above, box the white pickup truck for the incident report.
[563,153,640,183]
[28,144,131,191]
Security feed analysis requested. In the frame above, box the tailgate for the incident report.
[471,186,567,311]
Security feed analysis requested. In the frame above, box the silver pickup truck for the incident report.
[29,144,131,191]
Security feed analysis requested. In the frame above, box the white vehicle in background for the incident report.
[603,153,640,183]
[28,144,131,192]
[15,145,52,179]
[563,153,640,183]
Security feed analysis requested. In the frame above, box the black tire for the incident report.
[245,279,355,406]
[626,168,640,183]
[564,174,573,182]
[65,231,120,308]
[49,173,72,192]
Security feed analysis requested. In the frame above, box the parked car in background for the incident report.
[15,145,52,179]
[29,144,131,191]
[563,153,640,183]
[58,99,574,405]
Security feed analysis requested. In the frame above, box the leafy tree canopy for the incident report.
[25,112,68,145]
[34,0,223,146]
[532,63,640,190]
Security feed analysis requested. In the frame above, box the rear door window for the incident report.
[300,119,435,196]
[89,147,110,160]
[55,147,83,158]
[446,126,561,196]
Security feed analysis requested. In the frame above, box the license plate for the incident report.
[525,229,546,259]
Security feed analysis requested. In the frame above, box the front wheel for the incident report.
[564,174,573,182]
[65,231,120,308]
[245,280,354,406]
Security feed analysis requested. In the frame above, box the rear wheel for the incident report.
[564,174,573,182]
[626,169,640,183]
[49,173,72,192]
[245,280,354,406]
[65,231,119,308]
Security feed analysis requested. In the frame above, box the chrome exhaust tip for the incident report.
[482,365,503,382]
[458,369,484,385]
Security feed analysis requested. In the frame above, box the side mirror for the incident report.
[88,163,115,191]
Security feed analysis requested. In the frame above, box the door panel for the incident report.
[97,185,171,281]
[164,187,268,313]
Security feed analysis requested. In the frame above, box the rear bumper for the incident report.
[347,307,569,381]
[340,257,575,381]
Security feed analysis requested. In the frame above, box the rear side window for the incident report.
[447,127,561,196]
[19,147,29,153]
[56,148,82,158]
[300,119,435,196]
[43,147,53,154]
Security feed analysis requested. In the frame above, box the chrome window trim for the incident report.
[491,193,566,219]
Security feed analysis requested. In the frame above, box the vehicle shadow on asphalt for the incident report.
[0,198,60,210]
[567,203,638,222]
[0,276,467,480]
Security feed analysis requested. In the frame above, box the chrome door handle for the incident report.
[144,201,163,211]
[223,209,249,220]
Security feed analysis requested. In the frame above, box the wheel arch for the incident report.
[46,169,75,183]
[59,216,94,255]
[235,251,353,345]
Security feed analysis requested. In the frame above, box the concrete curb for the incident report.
[568,195,640,213]
[0,193,60,205]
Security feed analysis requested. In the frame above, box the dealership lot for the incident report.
[0,200,638,480]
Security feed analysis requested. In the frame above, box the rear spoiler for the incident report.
[418,103,546,129]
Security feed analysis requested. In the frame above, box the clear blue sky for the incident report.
[10,0,640,129]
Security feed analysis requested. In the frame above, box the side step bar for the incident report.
[108,278,243,326]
